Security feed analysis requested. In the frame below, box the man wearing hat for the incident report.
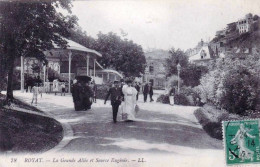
[104,80,123,123]
[79,76,93,110]
[71,79,82,111]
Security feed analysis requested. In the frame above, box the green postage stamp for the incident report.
[223,120,260,165]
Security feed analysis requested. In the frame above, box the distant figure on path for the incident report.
[53,79,59,95]
[168,86,176,105]
[104,80,123,123]
[143,82,149,102]
[45,79,50,94]
[61,82,66,96]
[134,82,140,101]
[31,84,39,105]
[91,81,97,103]
[148,81,154,102]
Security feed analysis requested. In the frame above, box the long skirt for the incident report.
[169,95,174,105]
[121,96,136,121]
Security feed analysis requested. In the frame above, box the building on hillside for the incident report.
[209,39,227,57]
[186,39,209,57]
[216,30,226,37]
[143,49,171,89]
[188,45,215,66]
[236,13,253,34]
[226,22,237,34]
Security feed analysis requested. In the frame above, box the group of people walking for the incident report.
[104,79,139,123]
[104,79,155,123]
[70,77,155,123]
[29,74,158,123]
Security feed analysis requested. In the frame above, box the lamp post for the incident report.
[177,63,181,94]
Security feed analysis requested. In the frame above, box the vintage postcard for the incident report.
[0,0,259,167]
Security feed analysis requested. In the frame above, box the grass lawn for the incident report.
[0,94,63,153]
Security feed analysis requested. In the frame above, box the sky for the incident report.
[70,0,260,51]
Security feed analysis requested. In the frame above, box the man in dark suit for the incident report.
[71,80,82,111]
[148,82,154,102]
[143,82,149,102]
[134,82,140,101]
[81,81,93,110]
[104,80,123,123]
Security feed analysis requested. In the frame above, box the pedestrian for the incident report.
[168,86,176,105]
[104,80,123,123]
[61,82,66,96]
[143,82,149,102]
[25,77,29,93]
[120,79,126,102]
[26,76,33,93]
[38,83,43,98]
[134,82,140,101]
[121,79,138,121]
[148,81,154,102]
[45,79,50,94]
[53,79,59,95]
[71,79,82,111]
[80,77,93,110]
[31,84,38,105]
[92,81,97,103]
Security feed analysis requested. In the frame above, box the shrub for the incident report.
[180,86,202,106]
[166,75,183,88]
[156,94,170,104]
[197,54,260,115]
[180,64,208,87]
[174,93,190,105]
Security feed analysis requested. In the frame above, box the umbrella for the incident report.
[76,76,92,82]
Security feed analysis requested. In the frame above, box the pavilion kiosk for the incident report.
[20,39,102,94]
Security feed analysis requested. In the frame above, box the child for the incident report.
[31,84,38,105]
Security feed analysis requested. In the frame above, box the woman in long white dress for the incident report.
[122,80,138,121]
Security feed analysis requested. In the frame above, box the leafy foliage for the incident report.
[0,1,77,99]
[166,48,188,76]
[197,54,260,115]
[95,32,146,77]
[180,64,208,87]
[156,94,170,104]
[166,48,208,88]
[167,75,183,87]
[69,31,146,77]
[174,93,191,106]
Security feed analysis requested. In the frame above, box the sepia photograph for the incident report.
[0,0,259,166]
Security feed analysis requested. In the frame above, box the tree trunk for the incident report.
[0,56,4,94]
[6,54,15,101]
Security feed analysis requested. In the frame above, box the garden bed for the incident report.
[194,104,240,140]
[0,94,63,153]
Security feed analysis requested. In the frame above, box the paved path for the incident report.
[13,91,225,166]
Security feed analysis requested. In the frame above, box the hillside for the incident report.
[227,28,260,52]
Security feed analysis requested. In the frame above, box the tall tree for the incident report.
[166,48,208,87]
[166,48,189,76]
[180,64,208,87]
[69,27,96,49]
[0,1,77,100]
[70,31,146,77]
